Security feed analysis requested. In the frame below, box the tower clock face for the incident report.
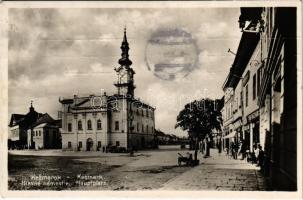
[120,70,128,83]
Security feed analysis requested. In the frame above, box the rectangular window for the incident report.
[78,120,83,130]
[68,142,72,148]
[253,74,256,100]
[257,68,261,95]
[68,123,72,132]
[240,91,243,109]
[79,141,82,148]
[97,120,102,130]
[98,141,101,147]
[116,141,120,146]
[115,121,119,131]
[245,85,249,107]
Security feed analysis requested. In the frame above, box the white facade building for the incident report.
[59,29,156,151]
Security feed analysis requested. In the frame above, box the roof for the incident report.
[53,119,62,128]
[222,32,260,90]
[9,108,42,128]
[10,114,25,125]
[33,122,58,129]
[60,94,155,111]
[33,123,48,128]
[30,113,54,128]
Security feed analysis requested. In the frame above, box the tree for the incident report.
[175,98,223,162]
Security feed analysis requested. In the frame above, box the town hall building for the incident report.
[59,29,156,151]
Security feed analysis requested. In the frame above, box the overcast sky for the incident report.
[8,8,241,137]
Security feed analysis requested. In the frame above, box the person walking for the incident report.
[257,144,264,167]
[230,141,235,159]
[234,141,239,159]
[240,140,247,160]
[217,138,222,154]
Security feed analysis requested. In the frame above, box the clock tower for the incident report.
[114,28,136,97]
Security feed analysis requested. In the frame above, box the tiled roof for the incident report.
[30,113,54,128]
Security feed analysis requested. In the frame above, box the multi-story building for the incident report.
[58,29,156,151]
[230,75,243,145]
[222,7,297,191]
[222,29,260,152]
[256,7,297,191]
[241,40,262,152]
[221,87,234,150]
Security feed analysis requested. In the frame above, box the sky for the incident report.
[8,8,242,137]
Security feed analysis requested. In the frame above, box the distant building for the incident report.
[8,102,42,149]
[8,102,61,150]
[58,29,156,151]
[221,87,235,150]
[223,30,261,152]
[27,113,61,150]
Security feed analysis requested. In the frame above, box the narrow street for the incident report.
[161,149,268,191]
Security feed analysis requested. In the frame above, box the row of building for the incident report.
[9,28,157,152]
[221,7,297,191]
[155,129,187,145]
[8,103,61,150]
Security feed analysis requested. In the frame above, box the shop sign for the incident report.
[247,109,260,122]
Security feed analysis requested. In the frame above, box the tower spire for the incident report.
[123,25,127,43]
[29,100,34,112]
[118,27,132,66]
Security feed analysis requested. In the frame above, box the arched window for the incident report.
[87,120,92,130]
[78,120,82,130]
[97,119,102,130]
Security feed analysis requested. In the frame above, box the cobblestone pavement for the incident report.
[161,149,268,191]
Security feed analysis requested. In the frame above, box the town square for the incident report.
[5,4,299,193]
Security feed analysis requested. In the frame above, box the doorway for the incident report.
[86,138,93,151]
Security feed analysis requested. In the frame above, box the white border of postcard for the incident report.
[0,1,302,199]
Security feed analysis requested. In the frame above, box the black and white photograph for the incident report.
[0,1,302,197]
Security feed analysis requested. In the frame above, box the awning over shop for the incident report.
[223,131,236,139]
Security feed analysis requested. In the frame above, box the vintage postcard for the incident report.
[0,1,302,198]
